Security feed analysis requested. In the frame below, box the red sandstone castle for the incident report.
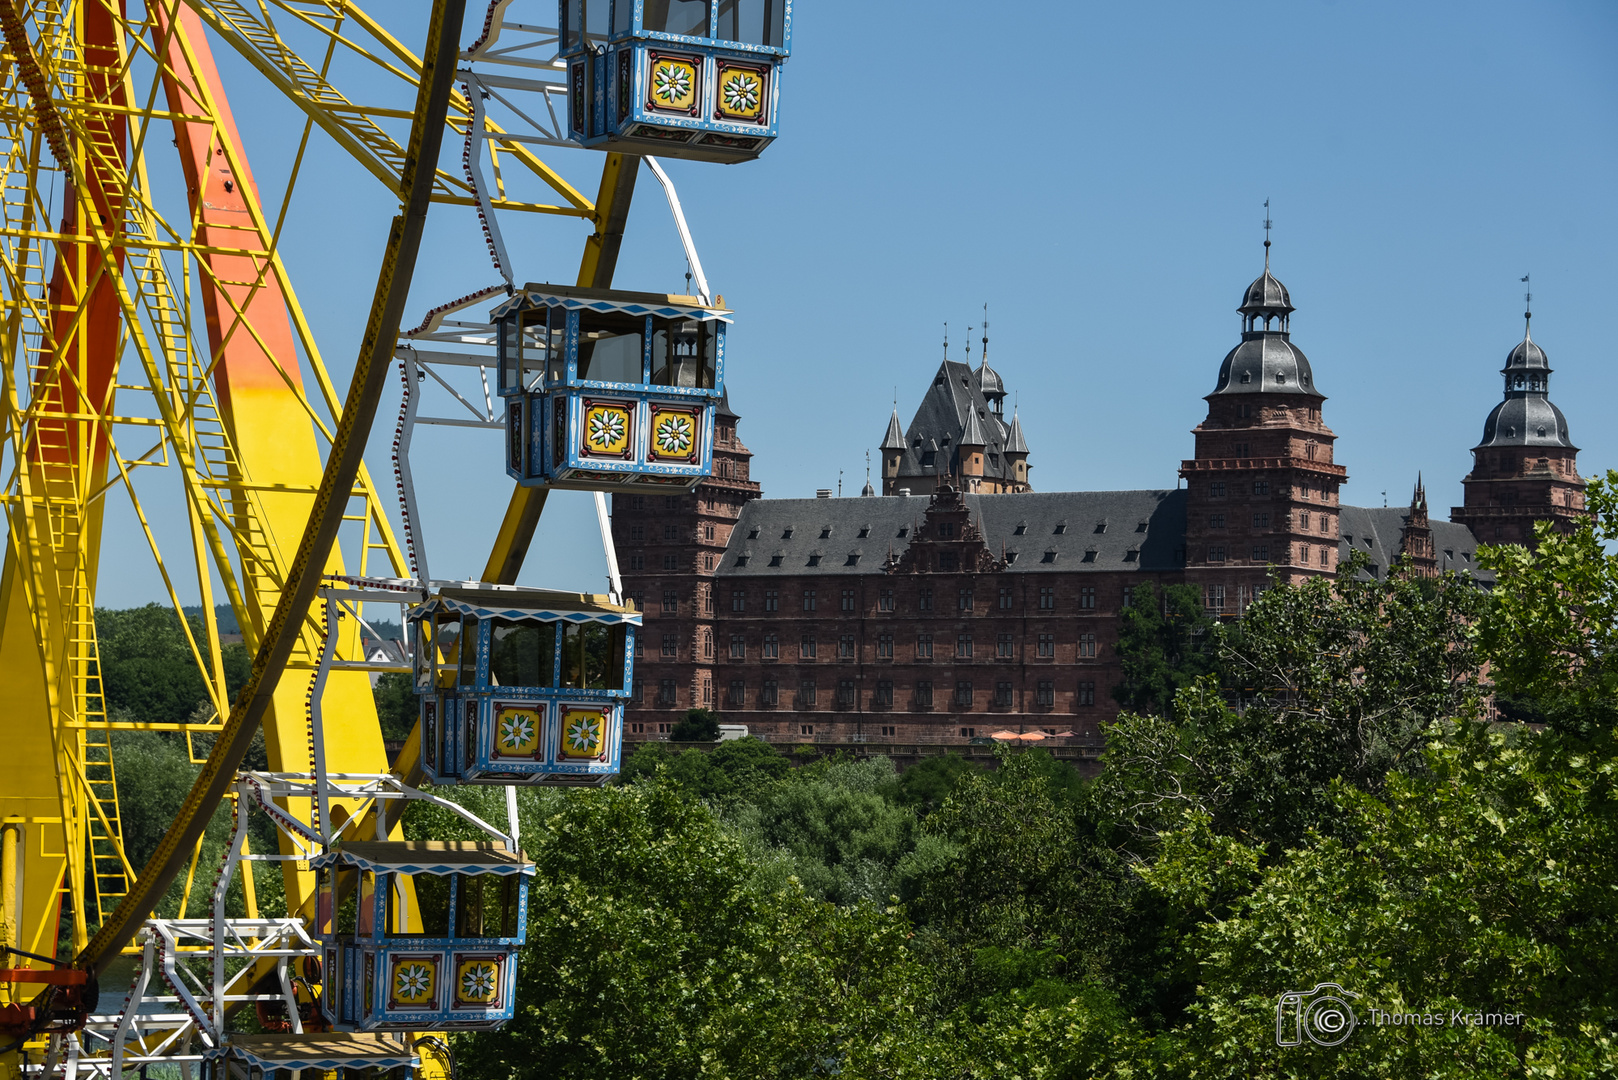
[613,251,1585,742]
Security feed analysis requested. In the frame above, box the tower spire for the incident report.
[966,325,973,365]
[1263,198,1272,270]
[942,322,948,361]
[981,303,989,363]
[1521,273,1532,340]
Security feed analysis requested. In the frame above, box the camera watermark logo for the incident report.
[1277,983,1359,1047]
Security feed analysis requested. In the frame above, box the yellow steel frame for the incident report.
[0,0,638,1074]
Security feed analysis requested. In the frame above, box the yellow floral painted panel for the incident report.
[558,707,609,761]
[493,705,543,759]
[647,54,699,114]
[648,406,700,464]
[454,956,504,1007]
[581,400,633,458]
[715,63,767,122]
[389,955,439,1009]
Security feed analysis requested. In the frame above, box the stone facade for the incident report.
[614,259,1585,742]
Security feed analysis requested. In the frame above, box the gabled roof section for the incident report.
[1005,412,1029,454]
[1337,506,1493,583]
[890,360,1020,483]
[960,408,989,446]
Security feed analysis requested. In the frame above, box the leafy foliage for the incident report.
[98,604,250,724]
[670,707,722,741]
[1112,582,1221,716]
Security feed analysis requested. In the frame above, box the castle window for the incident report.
[955,682,973,707]
[1210,482,1226,498]
[658,680,677,706]
[842,589,856,611]
[916,634,934,659]
[1253,545,1269,561]
[837,680,856,708]
[803,589,817,611]
[1006,552,1019,564]
[915,681,934,706]
[701,678,712,704]
[857,525,870,538]
[958,588,974,611]
[820,526,832,539]
[1300,545,1310,564]
[662,590,678,613]
[703,553,714,571]
[1037,634,1054,658]
[877,634,893,658]
[797,680,816,708]
[879,590,895,612]
[875,681,893,707]
[703,590,714,613]
[897,526,909,538]
[1122,586,1134,608]
[799,634,816,659]
[761,680,779,705]
[764,589,779,611]
[995,682,1013,706]
[630,496,647,511]
[732,589,746,612]
[956,634,973,658]
[1078,681,1096,706]
[704,523,716,541]
[937,551,959,572]
[839,636,856,659]
[1236,442,1250,457]
[729,635,745,659]
[1254,512,1269,528]
[663,524,679,541]
[1082,550,1097,563]
[1094,521,1107,533]
[763,633,779,658]
[663,554,679,570]
[1209,547,1226,563]
[806,554,822,567]
[921,451,936,467]
[1205,585,1226,612]
[747,526,759,539]
[728,680,746,706]
[782,526,794,539]
[938,521,957,539]
[630,524,645,542]
[1041,550,1058,564]
[661,634,678,658]
[999,587,1013,610]
[1124,549,1139,562]
[1054,521,1067,534]
[1253,481,1269,495]
[1301,512,1311,530]
[919,588,933,611]
[629,554,645,571]
[1039,587,1055,609]
[768,554,783,566]
[1080,587,1096,609]
[997,633,1014,658]
[1078,633,1096,658]
[1013,522,1027,535]
[1036,681,1054,707]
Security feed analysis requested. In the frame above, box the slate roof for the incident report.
[717,490,1187,577]
[1337,506,1492,584]
[890,360,1019,485]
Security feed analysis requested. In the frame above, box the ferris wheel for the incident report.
[0,1,791,1076]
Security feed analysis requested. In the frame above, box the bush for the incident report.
[670,707,720,742]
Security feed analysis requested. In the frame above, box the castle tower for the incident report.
[1450,306,1584,546]
[879,408,906,491]
[1180,239,1348,614]
[1399,475,1437,577]
[614,391,762,726]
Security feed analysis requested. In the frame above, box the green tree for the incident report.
[98,604,248,725]
[371,670,418,742]
[1477,468,1618,741]
[1112,582,1221,716]
[670,706,721,741]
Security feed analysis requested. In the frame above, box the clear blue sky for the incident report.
[95,0,1618,607]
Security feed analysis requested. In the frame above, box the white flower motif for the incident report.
[461,963,498,1000]
[655,414,693,455]
[722,73,760,113]
[395,963,432,1000]
[499,714,534,750]
[652,62,693,104]
[566,715,602,755]
[587,408,626,449]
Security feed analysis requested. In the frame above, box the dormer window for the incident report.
[1275,372,1287,384]
[819,526,832,539]
[768,554,784,566]
[1013,522,1027,535]
[1136,521,1148,533]
[1041,550,1057,563]
[1094,521,1107,534]
[1082,550,1097,563]
[845,553,860,566]
[806,554,822,567]
[857,525,870,538]
[897,526,908,538]
[781,526,794,539]
[1053,522,1067,535]
[1240,370,1252,384]
[747,527,759,539]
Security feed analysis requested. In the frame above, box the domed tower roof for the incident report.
[975,359,1005,401]
[1238,269,1294,317]
[1475,316,1576,450]
[1209,245,1323,400]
